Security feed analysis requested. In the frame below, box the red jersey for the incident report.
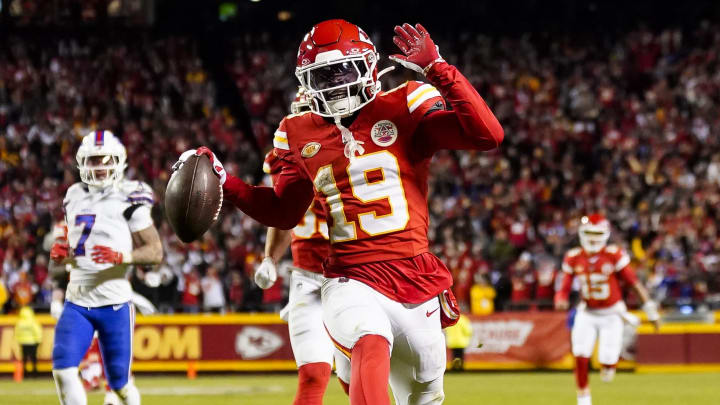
[557,244,638,310]
[264,151,329,273]
[223,62,504,303]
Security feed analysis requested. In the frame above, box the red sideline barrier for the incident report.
[4,312,716,372]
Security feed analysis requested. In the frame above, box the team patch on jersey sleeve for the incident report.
[273,130,289,150]
[407,82,442,114]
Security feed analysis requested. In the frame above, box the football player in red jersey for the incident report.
[555,214,660,405]
[174,20,503,405]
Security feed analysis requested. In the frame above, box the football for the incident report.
[164,154,223,243]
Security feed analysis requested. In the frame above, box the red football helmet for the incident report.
[578,214,610,253]
[295,19,379,118]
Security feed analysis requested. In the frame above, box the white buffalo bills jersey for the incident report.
[63,179,154,307]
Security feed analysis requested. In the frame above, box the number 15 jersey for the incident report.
[561,244,638,312]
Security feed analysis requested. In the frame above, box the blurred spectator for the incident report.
[470,274,496,316]
[14,306,42,377]
[201,267,225,313]
[445,314,474,371]
[181,269,201,313]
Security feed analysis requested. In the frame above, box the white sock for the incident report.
[577,393,592,405]
[116,382,141,405]
[53,368,87,405]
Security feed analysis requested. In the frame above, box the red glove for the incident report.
[439,289,460,329]
[50,242,70,263]
[389,23,444,75]
[196,146,226,185]
[91,245,124,265]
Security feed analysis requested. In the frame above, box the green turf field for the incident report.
[2,372,719,404]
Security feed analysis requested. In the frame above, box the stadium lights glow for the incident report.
[278,10,292,21]
[250,0,261,2]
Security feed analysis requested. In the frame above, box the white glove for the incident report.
[642,300,660,322]
[254,257,277,289]
[172,147,227,185]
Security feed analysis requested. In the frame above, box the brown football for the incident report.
[165,154,223,243]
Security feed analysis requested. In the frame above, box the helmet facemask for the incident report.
[578,219,610,254]
[77,153,126,188]
[296,51,378,118]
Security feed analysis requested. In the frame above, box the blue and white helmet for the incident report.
[76,130,127,188]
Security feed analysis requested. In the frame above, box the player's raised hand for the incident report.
[172,147,226,185]
[254,257,278,289]
[50,242,70,263]
[91,245,126,265]
[389,23,444,75]
[555,298,569,311]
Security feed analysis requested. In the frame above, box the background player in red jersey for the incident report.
[174,19,503,405]
[555,214,660,405]
[256,147,351,404]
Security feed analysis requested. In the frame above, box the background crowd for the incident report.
[1,12,720,314]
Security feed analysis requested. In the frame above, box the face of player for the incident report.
[86,155,115,181]
[309,61,364,100]
[580,230,609,253]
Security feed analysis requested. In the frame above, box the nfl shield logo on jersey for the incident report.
[371,120,398,147]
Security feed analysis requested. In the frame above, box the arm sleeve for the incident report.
[617,266,638,285]
[414,62,504,158]
[222,159,314,230]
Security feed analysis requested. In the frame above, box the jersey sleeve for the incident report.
[62,183,86,208]
[406,81,445,121]
[124,181,155,207]
[561,249,579,274]
[608,245,638,284]
[262,150,283,186]
[412,61,504,158]
[121,181,156,232]
[126,205,154,232]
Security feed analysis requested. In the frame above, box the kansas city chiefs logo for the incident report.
[371,120,398,147]
[235,327,283,360]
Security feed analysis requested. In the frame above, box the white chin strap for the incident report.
[334,116,365,160]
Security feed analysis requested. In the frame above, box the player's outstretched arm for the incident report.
[174,148,315,230]
[390,23,504,156]
[224,172,314,230]
[255,227,293,289]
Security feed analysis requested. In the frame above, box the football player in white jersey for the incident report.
[49,130,163,405]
